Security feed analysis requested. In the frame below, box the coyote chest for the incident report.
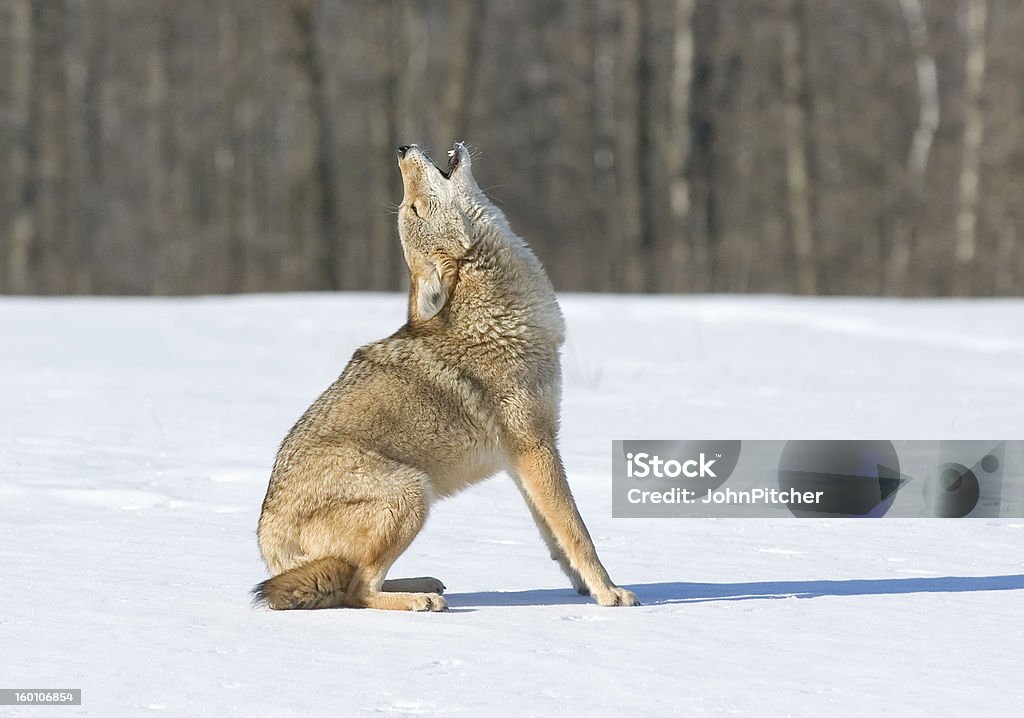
[427,436,506,499]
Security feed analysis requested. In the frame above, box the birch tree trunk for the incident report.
[954,0,988,295]
[781,0,817,294]
[898,0,939,191]
[6,0,34,293]
[664,0,695,291]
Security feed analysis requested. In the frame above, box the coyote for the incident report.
[253,143,638,611]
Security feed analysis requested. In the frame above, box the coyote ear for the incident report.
[415,260,450,321]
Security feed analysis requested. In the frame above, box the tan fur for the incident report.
[253,143,638,611]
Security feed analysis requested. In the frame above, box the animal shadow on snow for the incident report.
[446,574,1024,608]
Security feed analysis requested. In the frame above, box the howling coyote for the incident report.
[254,143,638,611]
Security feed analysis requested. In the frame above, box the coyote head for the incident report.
[396,142,481,323]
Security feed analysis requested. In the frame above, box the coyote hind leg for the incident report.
[291,455,447,612]
[362,587,447,611]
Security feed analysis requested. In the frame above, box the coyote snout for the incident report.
[253,142,638,611]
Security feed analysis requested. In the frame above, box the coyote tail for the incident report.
[251,556,358,610]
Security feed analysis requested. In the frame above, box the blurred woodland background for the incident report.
[0,0,1021,296]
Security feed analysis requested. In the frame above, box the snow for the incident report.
[1,293,1022,717]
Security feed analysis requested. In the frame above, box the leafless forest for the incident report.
[1,0,1021,295]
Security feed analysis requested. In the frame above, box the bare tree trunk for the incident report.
[6,0,34,293]
[290,0,339,290]
[899,0,939,191]
[780,0,817,294]
[75,0,107,295]
[994,225,1015,294]
[615,0,648,292]
[441,0,481,144]
[395,0,428,145]
[954,0,988,295]
[147,1,171,294]
[217,0,244,293]
[592,0,618,293]
[368,1,399,290]
[687,2,717,292]
[552,0,595,291]
[663,0,695,292]
[886,0,938,295]
[31,1,72,293]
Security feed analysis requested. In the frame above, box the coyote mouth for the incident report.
[438,145,460,179]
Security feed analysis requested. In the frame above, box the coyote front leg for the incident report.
[511,473,589,595]
[513,444,639,606]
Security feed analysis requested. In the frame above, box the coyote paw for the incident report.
[410,593,448,612]
[593,586,640,607]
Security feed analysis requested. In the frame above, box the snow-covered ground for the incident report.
[1,293,1022,717]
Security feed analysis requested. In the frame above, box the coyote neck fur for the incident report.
[417,198,566,366]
